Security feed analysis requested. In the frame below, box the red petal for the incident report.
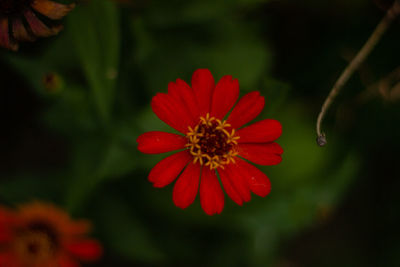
[66,239,103,261]
[0,227,12,243]
[151,93,194,134]
[191,69,215,116]
[31,0,75,20]
[137,131,187,154]
[227,91,265,129]
[168,79,200,124]
[218,168,242,206]
[0,253,7,265]
[0,207,13,222]
[172,162,201,209]
[238,143,283,165]
[57,255,80,267]
[12,18,35,42]
[237,119,282,143]
[200,168,224,215]
[236,159,271,197]
[218,163,251,205]
[148,151,191,188]
[24,9,63,38]
[66,220,91,236]
[0,18,18,51]
[210,75,239,119]
[0,253,18,267]
[0,208,15,242]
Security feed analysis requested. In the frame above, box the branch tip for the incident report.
[317,134,327,147]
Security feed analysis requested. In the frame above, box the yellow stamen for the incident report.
[186,113,239,170]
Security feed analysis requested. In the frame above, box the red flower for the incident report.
[0,202,102,267]
[137,69,283,215]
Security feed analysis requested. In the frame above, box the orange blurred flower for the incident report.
[0,202,102,267]
[0,0,75,51]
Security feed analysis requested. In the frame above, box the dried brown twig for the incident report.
[316,0,400,147]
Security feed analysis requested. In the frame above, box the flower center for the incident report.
[0,0,31,15]
[13,221,59,264]
[186,113,239,169]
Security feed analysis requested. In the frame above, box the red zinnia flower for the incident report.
[0,202,102,267]
[137,69,283,215]
[0,0,75,51]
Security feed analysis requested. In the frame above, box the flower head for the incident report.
[0,202,102,267]
[0,0,75,51]
[137,69,283,215]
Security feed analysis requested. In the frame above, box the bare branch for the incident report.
[316,0,400,146]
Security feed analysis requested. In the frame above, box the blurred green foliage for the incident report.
[1,0,400,266]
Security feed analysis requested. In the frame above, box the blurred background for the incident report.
[1,0,400,266]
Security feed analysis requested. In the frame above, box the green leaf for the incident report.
[95,196,165,263]
[65,135,137,213]
[67,0,120,123]
[133,17,271,95]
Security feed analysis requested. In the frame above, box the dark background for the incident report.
[1,0,399,266]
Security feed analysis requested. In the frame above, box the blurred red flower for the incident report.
[0,0,75,51]
[137,69,283,215]
[0,202,102,267]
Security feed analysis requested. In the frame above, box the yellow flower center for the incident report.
[186,113,239,169]
[13,222,58,264]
